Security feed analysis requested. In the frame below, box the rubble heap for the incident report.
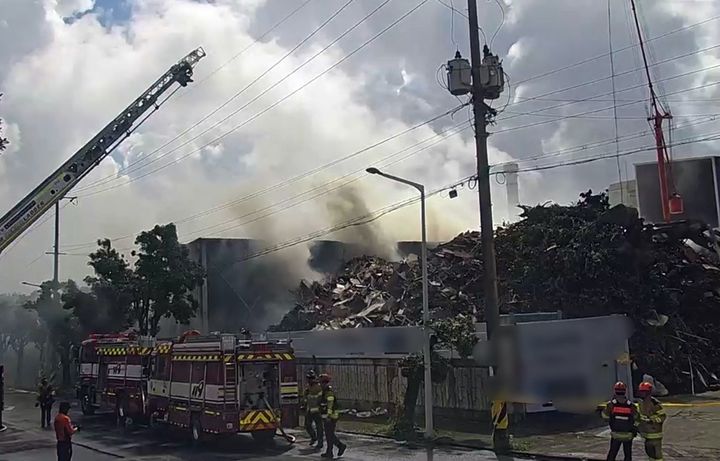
[272,191,720,392]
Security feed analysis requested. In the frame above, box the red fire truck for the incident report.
[146,332,299,443]
[76,333,152,426]
[77,331,299,443]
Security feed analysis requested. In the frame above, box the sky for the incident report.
[1,0,719,295]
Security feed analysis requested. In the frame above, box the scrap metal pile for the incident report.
[272,191,720,392]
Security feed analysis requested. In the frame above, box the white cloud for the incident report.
[51,0,96,17]
[1,0,718,294]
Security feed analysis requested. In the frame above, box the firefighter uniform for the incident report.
[37,379,55,429]
[320,374,346,459]
[304,372,324,448]
[602,397,638,460]
[638,391,666,461]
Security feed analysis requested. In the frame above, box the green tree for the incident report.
[9,307,41,383]
[130,224,204,336]
[24,281,77,388]
[86,238,134,329]
[0,295,17,362]
[392,315,478,439]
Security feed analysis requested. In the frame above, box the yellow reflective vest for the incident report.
[304,383,323,414]
[321,386,340,420]
[638,397,666,440]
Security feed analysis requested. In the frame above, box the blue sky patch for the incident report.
[63,0,132,27]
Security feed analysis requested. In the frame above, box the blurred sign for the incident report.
[490,315,633,408]
[266,326,425,358]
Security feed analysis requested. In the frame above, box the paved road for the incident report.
[0,390,537,461]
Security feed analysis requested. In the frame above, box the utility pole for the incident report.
[466,0,509,452]
[53,202,60,293]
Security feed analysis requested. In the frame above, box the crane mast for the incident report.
[629,0,680,222]
[0,47,206,254]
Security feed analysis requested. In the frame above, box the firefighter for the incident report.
[36,377,55,429]
[319,373,346,459]
[54,401,79,461]
[601,381,638,460]
[637,381,666,461]
[303,370,324,449]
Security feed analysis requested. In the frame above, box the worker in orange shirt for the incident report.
[54,401,79,461]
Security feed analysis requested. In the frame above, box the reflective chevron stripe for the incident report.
[237,353,294,362]
[97,346,153,356]
[154,343,172,354]
[171,354,222,361]
[238,409,279,431]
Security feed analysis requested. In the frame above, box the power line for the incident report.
[489,0,505,48]
[56,116,720,257]
[436,0,487,44]
[190,0,314,89]
[81,56,720,201]
[78,12,720,196]
[208,172,476,267]
[60,115,471,251]
[76,0,429,197]
[78,0,357,190]
[505,43,720,113]
[59,75,720,250]
[608,0,623,201]
[490,78,720,137]
[181,122,473,240]
[59,72,720,251]
[499,115,720,168]
[512,12,720,87]
[62,129,720,261]
[507,130,720,174]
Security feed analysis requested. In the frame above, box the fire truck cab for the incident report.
[147,332,298,443]
[76,333,152,426]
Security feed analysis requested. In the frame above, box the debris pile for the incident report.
[272,191,720,392]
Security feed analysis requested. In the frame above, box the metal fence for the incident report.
[296,357,493,417]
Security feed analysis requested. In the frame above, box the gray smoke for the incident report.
[324,185,399,261]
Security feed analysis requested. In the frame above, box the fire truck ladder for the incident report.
[223,357,238,410]
[0,47,206,254]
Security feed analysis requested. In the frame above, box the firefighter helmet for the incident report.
[613,381,627,395]
[319,373,331,384]
[306,370,317,380]
[638,381,653,396]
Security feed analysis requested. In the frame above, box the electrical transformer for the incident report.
[447,51,472,96]
[479,52,505,100]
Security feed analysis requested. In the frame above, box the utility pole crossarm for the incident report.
[0,47,206,254]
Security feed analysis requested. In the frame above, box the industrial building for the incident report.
[160,238,429,336]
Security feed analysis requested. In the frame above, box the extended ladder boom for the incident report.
[0,47,206,254]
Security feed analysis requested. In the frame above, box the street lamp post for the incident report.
[366,167,433,438]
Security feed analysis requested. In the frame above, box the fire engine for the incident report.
[146,331,299,443]
[77,330,299,443]
[76,333,153,426]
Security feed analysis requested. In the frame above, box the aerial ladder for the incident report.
[629,0,682,222]
[0,47,206,254]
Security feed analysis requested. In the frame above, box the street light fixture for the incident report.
[21,281,43,288]
[365,167,434,439]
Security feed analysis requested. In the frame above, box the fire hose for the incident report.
[262,396,296,444]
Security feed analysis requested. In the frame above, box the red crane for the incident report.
[630,0,683,222]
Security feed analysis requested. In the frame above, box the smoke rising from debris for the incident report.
[325,185,399,261]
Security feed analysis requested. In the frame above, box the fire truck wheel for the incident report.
[190,417,203,446]
[251,429,276,445]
